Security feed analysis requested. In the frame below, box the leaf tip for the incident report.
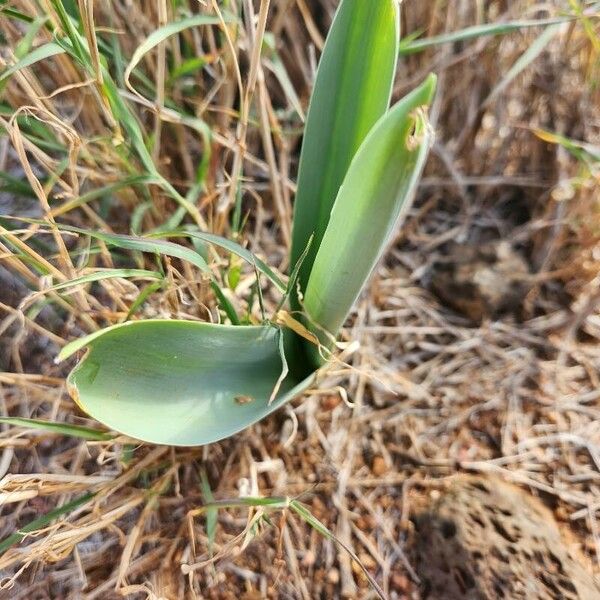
[422,72,438,103]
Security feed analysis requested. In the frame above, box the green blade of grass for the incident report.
[51,174,161,216]
[0,42,65,83]
[124,14,226,99]
[155,229,287,293]
[167,56,208,85]
[0,171,36,198]
[398,17,573,55]
[199,469,217,558]
[203,496,290,510]
[44,269,163,294]
[124,281,163,320]
[483,23,561,107]
[37,222,211,274]
[0,6,35,23]
[210,281,241,325]
[303,74,437,366]
[290,0,400,305]
[0,417,113,440]
[289,500,386,600]
[14,17,48,59]
[46,0,208,227]
[263,32,304,118]
[533,128,600,163]
[0,493,95,555]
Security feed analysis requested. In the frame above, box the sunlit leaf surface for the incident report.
[60,321,314,446]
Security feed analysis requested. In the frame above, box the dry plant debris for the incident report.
[0,0,599,598]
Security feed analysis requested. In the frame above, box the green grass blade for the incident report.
[156,229,287,293]
[263,32,304,118]
[167,56,208,85]
[124,14,226,98]
[52,174,161,216]
[0,417,114,441]
[289,500,386,600]
[203,497,290,510]
[0,171,36,198]
[45,269,163,294]
[14,17,48,59]
[290,0,399,303]
[20,220,282,325]
[49,0,88,64]
[59,320,315,446]
[398,17,573,55]
[45,4,208,226]
[210,281,241,325]
[0,493,95,555]
[483,23,561,107]
[125,281,163,320]
[0,42,65,83]
[303,74,437,365]
[199,469,217,558]
[48,223,211,274]
[534,128,600,163]
[0,7,35,23]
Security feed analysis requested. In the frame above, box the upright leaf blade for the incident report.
[303,74,437,365]
[290,0,399,303]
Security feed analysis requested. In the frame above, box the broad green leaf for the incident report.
[303,74,437,366]
[59,321,314,446]
[0,417,113,441]
[289,0,399,304]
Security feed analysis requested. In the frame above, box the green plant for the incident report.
[59,0,437,445]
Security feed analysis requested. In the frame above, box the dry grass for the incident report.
[0,0,599,598]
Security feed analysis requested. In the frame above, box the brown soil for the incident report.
[409,475,600,599]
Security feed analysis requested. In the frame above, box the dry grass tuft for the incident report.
[0,0,599,597]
